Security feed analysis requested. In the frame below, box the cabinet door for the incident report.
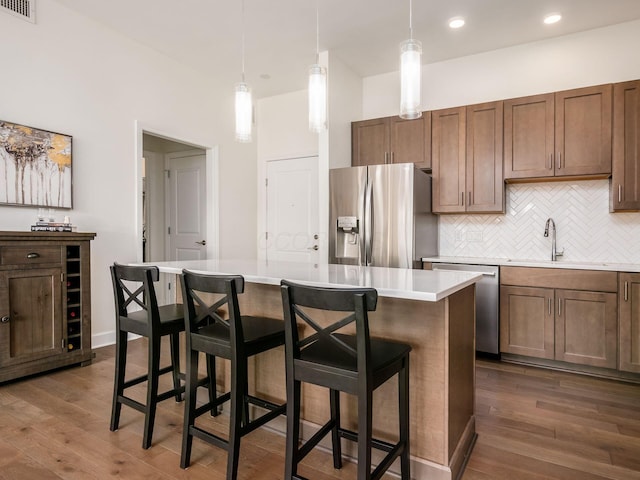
[0,268,63,367]
[466,101,504,213]
[620,273,640,373]
[500,285,555,359]
[504,93,555,179]
[432,107,466,213]
[555,85,612,176]
[555,289,617,368]
[611,81,640,211]
[389,114,431,169]
[352,118,389,166]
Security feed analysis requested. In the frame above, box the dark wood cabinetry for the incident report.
[0,232,95,383]
[432,102,504,213]
[352,114,431,169]
[619,273,640,373]
[611,80,640,211]
[504,85,612,180]
[500,267,618,370]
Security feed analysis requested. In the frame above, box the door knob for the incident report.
[308,245,319,251]
[1,316,9,323]
[195,240,206,246]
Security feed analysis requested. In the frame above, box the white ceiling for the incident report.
[53,0,640,98]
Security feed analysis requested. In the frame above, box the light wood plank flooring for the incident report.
[0,338,639,479]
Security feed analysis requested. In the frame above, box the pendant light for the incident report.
[235,0,252,142]
[399,0,422,119]
[308,0,327,133]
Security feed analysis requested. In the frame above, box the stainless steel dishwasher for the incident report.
[431,263,499,355]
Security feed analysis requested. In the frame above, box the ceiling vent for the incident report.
[1,0,35,23]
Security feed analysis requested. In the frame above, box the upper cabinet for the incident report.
[611,80,640,212]
[504,84,612,180]
[432,101,504,213]
[352,114,431,169]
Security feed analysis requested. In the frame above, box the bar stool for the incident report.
[280,280,411,480]
[179,270,286,480]
[109,263,185,449]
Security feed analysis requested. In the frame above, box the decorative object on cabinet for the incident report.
[611,80,640,212]
[0,120,72,208]
[0,231,95,383]
[351,114,431,169]
[504,84,612,181]
[432,101,504,213]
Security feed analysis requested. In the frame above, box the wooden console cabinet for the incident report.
[0,231,95,383]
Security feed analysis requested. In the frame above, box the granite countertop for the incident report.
[422,256,640,273]
[141,259,482,302]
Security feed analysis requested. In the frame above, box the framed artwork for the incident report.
[0,120,72,208]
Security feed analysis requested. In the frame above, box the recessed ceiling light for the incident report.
[543,13,562,25]
[449,17,465,29]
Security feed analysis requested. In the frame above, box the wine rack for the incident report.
[65,245,82,352]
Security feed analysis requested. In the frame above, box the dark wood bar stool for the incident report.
[109,263,185,449]
[179,270,286,480]
[280,280,411,480]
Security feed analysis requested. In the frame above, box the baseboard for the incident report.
[92,331,141,349]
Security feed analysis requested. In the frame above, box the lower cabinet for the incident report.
[500,267,618,370]
[619,273,640,373]
[0,231,96,383]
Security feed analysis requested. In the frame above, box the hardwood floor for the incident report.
[0,338,639,479]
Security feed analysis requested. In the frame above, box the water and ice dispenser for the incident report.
[335,216,360,259]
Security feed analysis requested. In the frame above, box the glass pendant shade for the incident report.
[235,82,252,143]
[399,38,422,119]
[308,64,327,133]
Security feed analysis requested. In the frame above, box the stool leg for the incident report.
[330,389,342,469]
[399,356,411,480]
[180,348,200,468]
[226,359,246,480]
[285,379,301,480]
[206,354,219,416]
[357,388,373,480]
[142,336,161,449]
[169,332,182,402]
[110,329,128,432]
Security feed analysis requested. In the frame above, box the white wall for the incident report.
[362,19,640,264]
[0,2,258,346]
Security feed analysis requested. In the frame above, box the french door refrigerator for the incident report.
[329,163,438,268]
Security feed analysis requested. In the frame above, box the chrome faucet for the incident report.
[543,218,564,261]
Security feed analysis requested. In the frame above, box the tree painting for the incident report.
[0,121,72,208]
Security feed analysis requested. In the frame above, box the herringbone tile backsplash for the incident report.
[438,180,640,264]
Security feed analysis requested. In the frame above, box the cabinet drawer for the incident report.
[1,246,61,266]
[500,266,618,293]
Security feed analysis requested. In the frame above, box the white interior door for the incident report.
[166,151,207,262]
[266,156,319,263]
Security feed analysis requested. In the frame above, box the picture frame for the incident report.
[0,120,73,209]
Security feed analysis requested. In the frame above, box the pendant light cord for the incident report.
[409,0,414,39]
[315,0,320,63]
[241,0,246,82]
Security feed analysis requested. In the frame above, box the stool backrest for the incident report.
[180,270,246,345]
[280,280,378,375]
[110,263,161,330]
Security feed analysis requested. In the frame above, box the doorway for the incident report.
[139,129,216,303]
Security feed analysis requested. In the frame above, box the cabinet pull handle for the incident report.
[390,152,394,164]
[384,152,388,164]
[625,281,629,302]
[26,252,40,259]
[558,298,562,316]
[619,185,622,203]
[468,191,472,206]
[1,315,9,323]
[549,153,553,170]
[548,298,551,315]
[461,192,464,206]
[558,152,562,169]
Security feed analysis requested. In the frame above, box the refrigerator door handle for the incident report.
[364,178,373,266]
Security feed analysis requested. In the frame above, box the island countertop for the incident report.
[143,258,481,302]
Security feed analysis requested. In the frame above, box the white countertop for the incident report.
[143,259,482,302]
[422,256,640,273]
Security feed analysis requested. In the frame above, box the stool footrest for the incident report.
[298,419,337,460]
[243,401,285,436]
[118,395,145,413]
[338,427,397,453]
[122,365,176,389]
[189,425,229,451]
[156,385,185,402]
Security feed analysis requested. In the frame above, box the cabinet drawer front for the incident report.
[1,247,61,266]
[500,266,618,292]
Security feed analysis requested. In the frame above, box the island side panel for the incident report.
[447,285,476,478]
[238,282,457,469]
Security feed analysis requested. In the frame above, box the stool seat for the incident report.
[194,315,285,355]
[120,304,185,336]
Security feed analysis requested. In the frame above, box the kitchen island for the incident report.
[147,259,481,480]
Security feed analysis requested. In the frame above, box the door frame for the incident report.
[135,120,219,263]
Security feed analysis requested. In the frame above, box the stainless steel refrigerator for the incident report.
[329,163,438,268]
